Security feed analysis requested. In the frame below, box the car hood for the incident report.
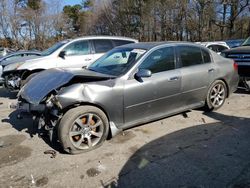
[224,46,250,54]
[3,55,48,72]
[19,68,115,105]
[1,55,40,66]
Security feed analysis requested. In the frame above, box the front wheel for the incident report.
[205,80,227,111]
[58,106,109,154]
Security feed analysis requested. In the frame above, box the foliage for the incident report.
[0,0,249,50]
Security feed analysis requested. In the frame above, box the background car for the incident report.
[225,39,244,48]
[197,41,230,55]
[0,51,41,85]
[222,36,250,90]
[0,47,14,57]
[16,42,239,154]
[2,36,138,91]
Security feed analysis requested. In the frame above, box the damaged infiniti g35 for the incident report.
[16,42,239,154]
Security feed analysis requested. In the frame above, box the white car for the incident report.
[196,41,230,55]
[3,36,138,90]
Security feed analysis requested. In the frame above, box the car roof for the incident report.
[69,35,138,42]
[198,41,229,46]
[116,41,201,50]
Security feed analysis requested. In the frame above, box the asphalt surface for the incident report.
[0,87,250,188]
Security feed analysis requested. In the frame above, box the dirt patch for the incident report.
[35,176,49,187]
[0,174,31,187]
[86,167,101,177]
[134,128,151,134]
[110,131,136,144]
[129,145,139,153]
[104,152,113,157]
[0,135,32,168]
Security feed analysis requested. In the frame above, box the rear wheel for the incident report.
[58,106,109,154]
[205,80,227,111]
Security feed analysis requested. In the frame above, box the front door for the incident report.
[124,46,182,126]
[57,40,94,68]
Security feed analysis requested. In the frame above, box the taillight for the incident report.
[233,61,238,71]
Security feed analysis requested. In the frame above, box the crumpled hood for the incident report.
[224,46,250,54]
[19,68,115,105]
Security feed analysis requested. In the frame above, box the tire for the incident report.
[20,73,38,88]
[58,106,109,154]
[205,80,227,111]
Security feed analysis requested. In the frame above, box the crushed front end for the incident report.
[16,93,63,141]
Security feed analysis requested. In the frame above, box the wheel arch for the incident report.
[60,102,115,139]
[21,69,45,80]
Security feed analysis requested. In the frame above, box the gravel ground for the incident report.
[0,87,249,188]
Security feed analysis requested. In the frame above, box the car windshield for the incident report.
[241,37,250,46]
[41,41,68,56]
[88,48,147,76]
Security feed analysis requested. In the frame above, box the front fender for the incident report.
[56,81,124,128]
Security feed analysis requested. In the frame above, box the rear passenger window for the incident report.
[202,49,211,63]
[179,46,203,67]
[139,47,175,73]
[93,39,113,53]
[113,40,134,47]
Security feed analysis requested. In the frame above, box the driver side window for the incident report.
[139,46,175,74]
[62,40,90,56]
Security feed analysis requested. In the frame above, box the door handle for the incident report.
[85,58,92,61]
[168,76,179,81]
[208,68,215,73]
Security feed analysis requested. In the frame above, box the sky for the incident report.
[62,0,83,6]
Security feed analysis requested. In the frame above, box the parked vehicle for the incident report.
[0,47,14,57]
[2,36,138,91]
[197,41,230,55]
[221,36,250,90]
[225,39,244,48]
[15,42,239,154]
[0,51,41,85]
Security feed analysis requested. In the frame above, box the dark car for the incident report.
[0,51,41,85]
[222,37,250,90]
[15,42,239,154]
[225,39,244,48]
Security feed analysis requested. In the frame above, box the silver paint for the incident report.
[18,42,239,134]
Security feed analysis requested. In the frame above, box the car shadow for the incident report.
[106,112,250,188]
[0,86,17,99]
[235,87,250,94]
[1,109,65,153]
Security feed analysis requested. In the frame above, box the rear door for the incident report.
[177,45,215,107]
[91,39,114,61]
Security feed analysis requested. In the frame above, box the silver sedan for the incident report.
[17,42,239,154]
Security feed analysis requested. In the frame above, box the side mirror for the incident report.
[135,69,152,78]
[58,51,66,59]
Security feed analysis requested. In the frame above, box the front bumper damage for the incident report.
[4,74,22,91]
[10,100,62,141]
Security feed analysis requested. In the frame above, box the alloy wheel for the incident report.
[209,83,226,108]
[69,113,104,150]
